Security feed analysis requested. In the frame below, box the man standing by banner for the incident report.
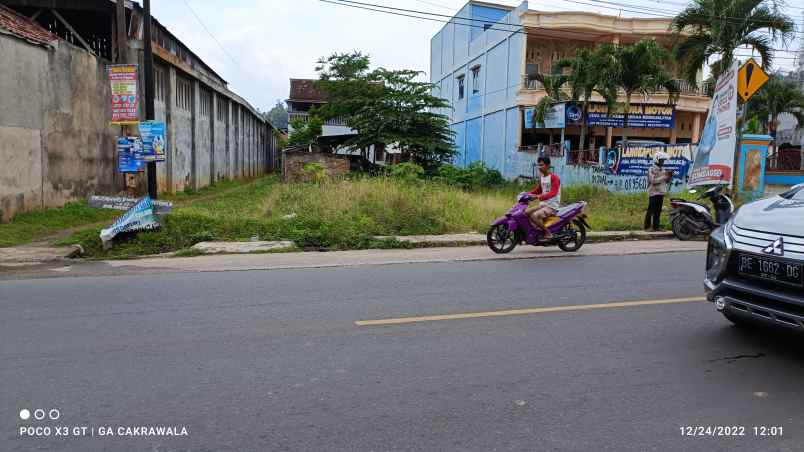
[644,152,673,231]
[688,61,739,187]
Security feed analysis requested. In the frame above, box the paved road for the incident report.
[2,250,803,451]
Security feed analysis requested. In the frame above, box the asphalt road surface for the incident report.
[3,250,803,451]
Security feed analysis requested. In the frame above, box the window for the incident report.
[471,66,481,95]
[200,89,211,118]
[154,66,167,103]
[176,77,192,111]
[217,95,228,122]
[457,75,465,100]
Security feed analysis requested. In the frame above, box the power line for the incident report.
[180,0,246,71]
[324,0,804,51]
[330,0,804,44]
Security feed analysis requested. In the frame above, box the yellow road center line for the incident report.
[355,296,707,326]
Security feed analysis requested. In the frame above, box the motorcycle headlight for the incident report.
[706,227,730,283]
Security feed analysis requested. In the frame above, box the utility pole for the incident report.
[144,0,157,199]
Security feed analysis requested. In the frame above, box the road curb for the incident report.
[382,231,677,248]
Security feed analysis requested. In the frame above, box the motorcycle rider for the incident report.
[527,156,561,239]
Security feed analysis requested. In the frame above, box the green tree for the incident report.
[604,39,679,142]
[287,116,323,146]
[530,72,569,126]
[314,52,454,171]
[671,0,796,86]
[556,46,618,150]
[748,76,804,134]
[265,100,289,130]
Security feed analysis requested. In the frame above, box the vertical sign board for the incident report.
[117,137,144,173]
[139,121,167,161]
[688,61,739,187]
[738,135,771,198]
[108,64,139,124]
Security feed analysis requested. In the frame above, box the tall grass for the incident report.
[57,175,693,257]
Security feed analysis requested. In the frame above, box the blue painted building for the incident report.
[430,1,712,188]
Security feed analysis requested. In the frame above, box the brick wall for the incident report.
[282,151,350,182]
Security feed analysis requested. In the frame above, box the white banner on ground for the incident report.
[688,61,739,187]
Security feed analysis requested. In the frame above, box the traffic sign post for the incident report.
[732,58,770,200]
[737,58,769,103]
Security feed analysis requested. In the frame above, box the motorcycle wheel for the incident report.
[558,223,586,252]
[487,224,518,254]
[672,217,695,241]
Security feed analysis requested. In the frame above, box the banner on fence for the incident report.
[108,64,139,125]
[688,61,739,187]
[607,143,693,179]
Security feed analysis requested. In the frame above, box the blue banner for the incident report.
[607,143,693,180]
[117,137,144,173]
[524,108,535,129]
[587,103,675,129]
[139,121,167,161]
[100,196,160,243]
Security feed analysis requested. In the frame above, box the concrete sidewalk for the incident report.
[9,239,703,280]
[0,245,81,268]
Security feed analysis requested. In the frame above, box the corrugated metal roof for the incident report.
[289,79,328,103]
[0,4,58,47]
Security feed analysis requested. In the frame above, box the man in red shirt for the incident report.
[527,156,561,239]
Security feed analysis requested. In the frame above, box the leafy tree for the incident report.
[556,46,618,150]
[314,52,454,171]
[603,39,679,142]
[748,76,804,134]
[265,100,289,130]
[529,72,569,126]
[287,116,323,146]
[672,0,796,86]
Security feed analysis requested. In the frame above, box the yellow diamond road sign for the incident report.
[737,58,769,102]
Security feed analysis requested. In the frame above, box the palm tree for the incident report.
[608,39,680,142]
[748,76,804,134]
[556,46,618,151]
[672,0,796,86]
[530,72,570,127]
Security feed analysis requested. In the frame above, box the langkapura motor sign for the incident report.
[688,61,739,186]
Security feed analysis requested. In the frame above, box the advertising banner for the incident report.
[524,107,535,129]
[100,196,160,244]
[608,143,693,180]
[117,137,144,173]
[688,61,739,187]
[89,196,173,215]
[108,64,139,124]
[586,103,675,128]
[139,121,167,162]
[543,103,566,129]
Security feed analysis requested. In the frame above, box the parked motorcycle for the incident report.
[669,185,735,241]
[486,193,590,254]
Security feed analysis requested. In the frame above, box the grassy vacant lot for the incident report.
[26,174,695,258]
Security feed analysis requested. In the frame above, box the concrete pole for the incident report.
[144,0,157,199]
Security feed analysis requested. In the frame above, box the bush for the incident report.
[435,162,505,190]
[390,162,425,181]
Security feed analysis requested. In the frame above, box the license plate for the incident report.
[737,254,804,288]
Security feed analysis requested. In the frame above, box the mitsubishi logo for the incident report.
[763,237,785,256]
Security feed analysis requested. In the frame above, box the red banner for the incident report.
[108,64,139,124]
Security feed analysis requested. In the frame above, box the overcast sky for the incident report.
[149,0,803,112]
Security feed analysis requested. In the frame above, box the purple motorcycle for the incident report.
[487,192,590,254]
